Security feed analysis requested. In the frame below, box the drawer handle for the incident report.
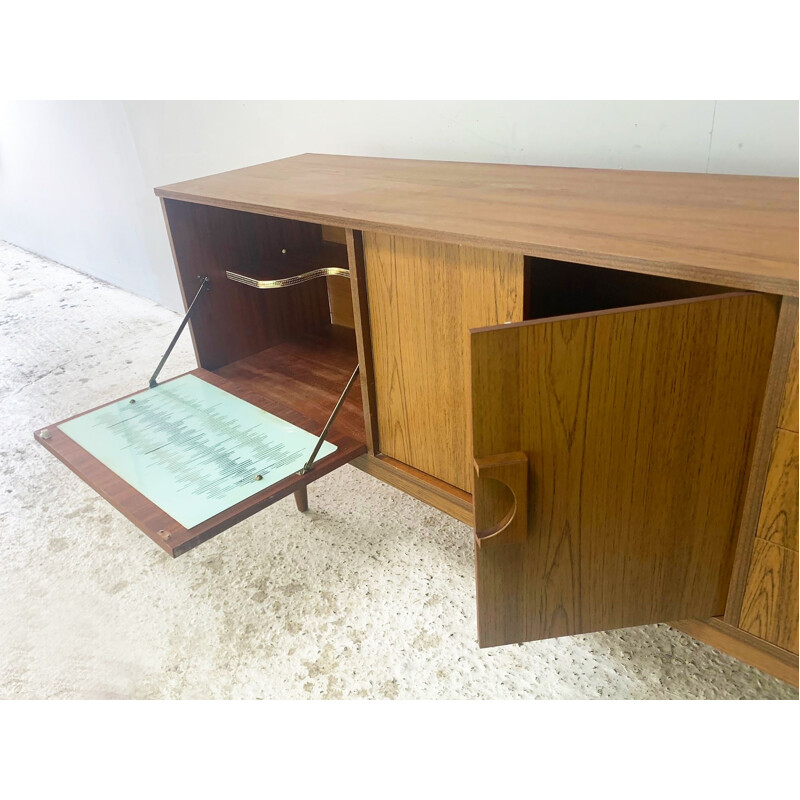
[473,451,528,547]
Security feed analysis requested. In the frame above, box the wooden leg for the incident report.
[293,486,309,512]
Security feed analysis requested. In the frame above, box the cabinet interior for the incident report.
[523,256,731,320]
[163,200,763,513]
[162,199,363,444]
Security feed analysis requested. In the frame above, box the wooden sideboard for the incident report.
[35,154,799,686]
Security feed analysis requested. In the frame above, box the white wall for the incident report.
[1,100,797,312]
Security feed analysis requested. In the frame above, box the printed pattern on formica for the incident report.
[364,232,524,492]
[471,292,779,647]
[35,367,365,557]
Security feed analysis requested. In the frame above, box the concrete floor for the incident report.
[0,240,796,700]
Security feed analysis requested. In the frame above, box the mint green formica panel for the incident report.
[58,374,335,529]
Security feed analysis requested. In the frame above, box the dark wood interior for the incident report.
[525,256,730,320]
[35,196,365,558]
[163,201,364,444]
[163,199,335,370]
[215,326,364,443]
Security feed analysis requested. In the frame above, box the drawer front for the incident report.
[740,538,799,654]
[363,233,524,492]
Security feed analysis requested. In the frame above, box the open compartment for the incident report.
[34,201,366,557]
[162,200,363,444]
[523,255,730,320]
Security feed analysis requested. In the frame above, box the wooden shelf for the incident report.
[214,324,364,443]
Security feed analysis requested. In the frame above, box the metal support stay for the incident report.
[298,364,360,475]
[149,276,210,388]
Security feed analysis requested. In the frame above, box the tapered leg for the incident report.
[293,486,309,512]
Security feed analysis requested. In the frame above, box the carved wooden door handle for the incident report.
[473,451,528,547]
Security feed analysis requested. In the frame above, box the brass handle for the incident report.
[473,452,528,547]
[226,267,350,289]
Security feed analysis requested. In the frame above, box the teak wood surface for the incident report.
[671,618,798,687]
[724,301,798,629]
[733,325,799,655]
[470,292,779,647]
[155,154,799,296]
[34,365,365,557]
[321,224,355,329]
[162,198,333,371]
[739,539,799,654]
[215,326,365,444]
[346,229,380,453]
[778,330,798,433]
[350,453,474,525]
[363,232,524,491]
[473,452,529,546]
[755,429,799,552]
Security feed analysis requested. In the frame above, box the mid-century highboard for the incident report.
[35,154,799,686]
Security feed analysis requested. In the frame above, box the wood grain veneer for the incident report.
[155,154,799,296]
[725,300,798,625]
[162,198,332,371]
[326,276,355,329]
[364,232,524,491]
[671,618,798,687]
[739,539,799,654]
[778,329,798,433]
[350,453,473,525]
[214,326,364,443]
[321,225,355,329]
[473,452,528,546]
[471,292,778,647]
[756,429,799,552]
[346,229,380,453]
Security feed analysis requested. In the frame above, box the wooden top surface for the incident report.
[156,153,799,295]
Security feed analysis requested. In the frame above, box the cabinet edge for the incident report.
[671,617,798,688]
[725,296,799,625]
[351,453,473,526]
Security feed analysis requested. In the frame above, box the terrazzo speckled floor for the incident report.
[0,240,796,700]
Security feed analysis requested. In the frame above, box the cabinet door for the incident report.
[470,292,778,647]
[363,232,524,491]
[35,369,365,557]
